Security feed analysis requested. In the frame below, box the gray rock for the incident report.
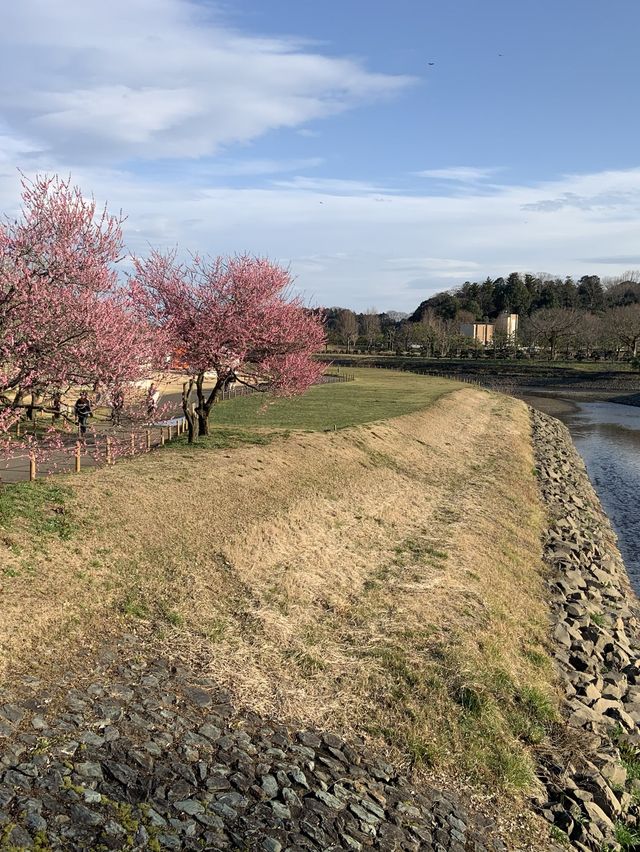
[70,803,102,826]
[297,731,321,749]
[198,723,221,741]
[183,686,213,708]
[174,799,204,815]
[75,761,103,780]
[270,800,291,820]
[261,774,279,799]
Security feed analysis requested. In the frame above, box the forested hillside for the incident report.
[326,272,640,360]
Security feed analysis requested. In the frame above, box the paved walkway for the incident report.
[0,393,185,484]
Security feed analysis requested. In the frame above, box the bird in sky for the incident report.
[427,61,435,66]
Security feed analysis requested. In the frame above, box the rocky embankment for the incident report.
[0,636,508,851]
[531,409,640,850]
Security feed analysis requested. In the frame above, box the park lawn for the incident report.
[210,367,459,432]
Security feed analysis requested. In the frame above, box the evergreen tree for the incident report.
[504,272,531,315]
[577,275,604,311]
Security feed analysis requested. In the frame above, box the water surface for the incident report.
[527,397,640,592]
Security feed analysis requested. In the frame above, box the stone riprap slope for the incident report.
[531,410,640,850]
[0,638,507,851]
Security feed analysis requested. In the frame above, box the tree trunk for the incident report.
[182,378,196,443]
[195,372,224,437]
[198,405,211,436]
[27,392,40,421]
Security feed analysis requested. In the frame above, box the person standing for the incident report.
[74,392,93,437]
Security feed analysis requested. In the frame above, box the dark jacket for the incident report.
[74,398,92,419]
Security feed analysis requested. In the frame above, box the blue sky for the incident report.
[1,0,640,310]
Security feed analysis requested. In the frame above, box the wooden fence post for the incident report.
[145,429,151,451]
[168,424,172,441]
[160,429,165,447]
[106,437,112,465]
[29,452,36,482]
[75,442,81,473]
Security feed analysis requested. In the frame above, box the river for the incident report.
[523,394,640,592]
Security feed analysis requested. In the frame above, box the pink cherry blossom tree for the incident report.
[131,251,326,441]
[0,174,167,433]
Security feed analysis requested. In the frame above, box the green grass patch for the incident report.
[0,481,74,539]
[282,647,326,677]
[615,821,640,851]
[522,646,551,669]
[120,592,150,620]
[358,634,555,790]
[549,824,570,847]
[617,738,640,783]
[208,369,458,432]
[170,426,283,451]
[158,604,184,627]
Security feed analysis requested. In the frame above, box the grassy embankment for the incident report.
[320,352,636,374]
[0,369,556,817]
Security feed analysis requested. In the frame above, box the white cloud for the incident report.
[188,157,325,178]
[3,160,640,310]
[415,166,503,183]
[271,176,392,193]
[0,0,639,314]
[0,0,412,161]
[386,257,482,272]
[3,158,640,311]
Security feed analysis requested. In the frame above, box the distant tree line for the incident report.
[410,271,640,322]
[325,272,640,362]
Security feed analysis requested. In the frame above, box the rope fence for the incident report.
[1,417,190,484]
[1,372,356,484]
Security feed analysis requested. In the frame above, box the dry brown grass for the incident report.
[0,387,555,834]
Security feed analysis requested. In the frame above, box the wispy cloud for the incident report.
[0,0,413,162]
[580,255,640,265]
[522,189,636,213]
[386,257,481,272]
[414,166,503,183]
[271,176,393,193]
[2,162,638,311]
[198,158,325,178]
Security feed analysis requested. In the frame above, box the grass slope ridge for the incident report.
[0,373,555,838]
